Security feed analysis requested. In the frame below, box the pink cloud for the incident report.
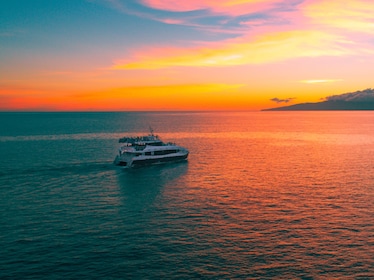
[158,18,186,25]
[140,0,285,16]
[140,0,205,12]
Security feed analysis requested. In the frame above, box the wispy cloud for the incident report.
[299,79,343,84]
[303,0,374,33]
[102,0,302,35]
[140,0,286,15]
[112,30,352,70]
[102,0,130,13]
[100,0,183,24]
[270,97,295,103]
[107,0,374,71]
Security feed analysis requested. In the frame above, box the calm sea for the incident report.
[0,111,373,279]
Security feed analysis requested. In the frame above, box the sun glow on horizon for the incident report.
[1,0,373,111]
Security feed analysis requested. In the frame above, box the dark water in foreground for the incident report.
[0,111,373,279]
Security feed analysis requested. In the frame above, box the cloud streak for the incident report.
[140,0,286,15]
[103,0,302,35]
[299,79,343,84]
[112,30,351,70]
[325,88,374,102]
[270,97,295,103]
[107,0,374,73]
[303,0,374,33]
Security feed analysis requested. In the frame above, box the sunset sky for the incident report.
[1,0,374,111]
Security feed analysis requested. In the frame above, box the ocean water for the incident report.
[0,111,373,279]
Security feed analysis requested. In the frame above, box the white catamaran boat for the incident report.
[114,130,189,168]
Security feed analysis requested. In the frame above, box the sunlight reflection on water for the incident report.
[0,111,373,279]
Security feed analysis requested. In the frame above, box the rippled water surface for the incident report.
[1,111,373,279]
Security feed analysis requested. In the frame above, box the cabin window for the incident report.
[145,152,151,156]
[147,141,163,146]
[154,149,177,155]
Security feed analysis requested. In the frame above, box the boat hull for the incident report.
[132,154,188,168]
[115,152,188,168]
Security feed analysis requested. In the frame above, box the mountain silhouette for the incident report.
[263,89,374,111]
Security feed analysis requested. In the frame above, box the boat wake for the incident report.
[0,161,115,178]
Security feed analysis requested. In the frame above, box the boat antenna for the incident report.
[149,126,154,136]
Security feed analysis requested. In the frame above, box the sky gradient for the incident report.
[1,0,374,111]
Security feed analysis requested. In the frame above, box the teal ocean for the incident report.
[0,111,373,279]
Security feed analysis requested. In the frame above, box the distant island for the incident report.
[263,88,374,111]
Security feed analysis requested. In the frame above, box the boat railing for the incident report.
[119,134,160,143]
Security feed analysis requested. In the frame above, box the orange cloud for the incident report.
[113,30,351,70]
